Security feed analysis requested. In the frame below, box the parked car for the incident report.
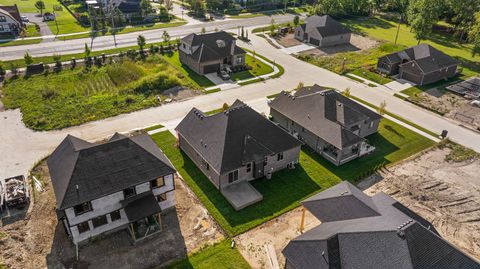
[471,100,480,107]
[218,70,230,80]
[21,15,29,23]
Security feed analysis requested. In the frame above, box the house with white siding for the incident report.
[47,133,176,244]
[0,5,23,36]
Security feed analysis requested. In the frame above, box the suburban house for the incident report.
[377,44,459,85]
[175,100,302,210]
[282,181,480,269]
[109,0,142,14]
[178,31,246,75]
[47,133,177,244]
[294,15,351,47]
[269,85,382,166]
[0,5,23,36]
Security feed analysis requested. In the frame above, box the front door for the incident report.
[254,161,264,179]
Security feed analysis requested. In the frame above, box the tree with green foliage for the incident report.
[378,100,387,115]
[468,12,480,56]
[137,35,146,53]
[448,0,480,41]
[407,0,442,44]
[293,15,300,26]
[0,61,6,78]
[269,18,276,36]
[162,31,170,44]
[189,0,206,17]
[201,27,206,33]
[24,52,33,66]
[35,0,45,15]
[140,0,153,17]
[84,43,91,58]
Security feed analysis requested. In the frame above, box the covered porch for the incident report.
[122,192,163,242]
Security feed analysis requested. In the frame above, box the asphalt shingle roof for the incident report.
[121,191,161,222]
[302,15,351,38]
[175,100,302,174]
[47,133,176,210]
[269,85,381,149]
[282,182,480,269]
[182,31,245,63]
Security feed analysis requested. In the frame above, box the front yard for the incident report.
[151,118,434,236]
[162,51,216,88]
[230,54,274,81]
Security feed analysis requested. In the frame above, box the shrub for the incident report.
[106,61,144,86]
[41,87,56,99]
[131,72,181,94]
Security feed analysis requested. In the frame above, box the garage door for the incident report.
[309,38,320,46]
[203,64,220,74]
[400,71,422,84]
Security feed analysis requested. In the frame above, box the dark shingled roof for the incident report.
[383,44,458,74]
[301,15,351,38]
[269,85,381,149]
[47,133,176,210]
[181,31,246,63]
[0,5,22,24]
[282,182,480,269]
[446,77,480,98]
[121,191,161,222]
[175,100,302,174]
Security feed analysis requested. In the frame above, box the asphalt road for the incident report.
[1,29,480,181]
[0,14,295,61]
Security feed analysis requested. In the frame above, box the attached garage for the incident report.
[400,71,423,84]
[202,63,220,74]
[309,38,320,46]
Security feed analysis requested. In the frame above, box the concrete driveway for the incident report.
[23,13,54,42]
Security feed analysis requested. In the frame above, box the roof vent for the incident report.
[216,40,226,48]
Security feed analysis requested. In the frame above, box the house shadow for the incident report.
[341,16,395,36]
[0,202,29,226]
[318,43,361,55]
[46,208,187,269]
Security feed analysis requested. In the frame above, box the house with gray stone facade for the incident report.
[294,15,351,47]
[175,100,302,210]
[178,31,246,75]
[269,85,381,166]
[48,133,176,244]
[282,181,480,269]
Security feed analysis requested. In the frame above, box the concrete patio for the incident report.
[221,181,263,211]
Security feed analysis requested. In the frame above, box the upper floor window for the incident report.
[246,163,252,173]
[0,16,6,22]
[123,186,136,199]
[73,201,92,216]
[202,159,210,170]
[277,152,284,161]
[92,215,108,228]
[156,192,167,202]
[110,210,121,222]
[0,25,4,31]
[228,170,239,183]
[77,221,90,234]
[151,177,165,188]
[369,121,374,128]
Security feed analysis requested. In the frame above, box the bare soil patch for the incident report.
[275,33,302,48]
[236,146,480,268]
[298,34,378,57]
[0,160,224,269]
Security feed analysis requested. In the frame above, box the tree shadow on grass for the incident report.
[341,16,396,36]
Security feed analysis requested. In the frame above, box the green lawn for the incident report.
[151,118,434,236]
[400,76,464,97]
[350,68,392,85]
[166,240,250,269]
[340,16,480,77]
[230,54,274,81]
[162,51,215,88]
[1,55,200,130]
[144,124,165,132]
[0,38,42,47]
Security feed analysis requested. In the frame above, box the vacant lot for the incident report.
[1,55,202,130]
[152,118,434,236]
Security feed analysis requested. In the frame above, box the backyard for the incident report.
[151,118,435,236]
[230,54,274,81]
[1,55,202,130]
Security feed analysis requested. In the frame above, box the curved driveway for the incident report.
[1,31,480,181]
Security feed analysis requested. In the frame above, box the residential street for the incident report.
[1,31,480,181]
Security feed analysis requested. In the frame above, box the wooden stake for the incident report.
[300,207,306,234]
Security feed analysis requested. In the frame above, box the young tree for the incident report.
[24,52,33,66]
[296,81,304,90]
[137,35,146,53]
[162,30,170,44]
[343,87,351,97]
[222,102,230,111]
[84,43,91,58]
[469,12,480,56]
[35,0,45,15]
[164,0,174,11]
[201,27,206,33]
[293,15,300,26]
[140,0,153,17]
[407,0,442,44]
[378,100,387,115]
[270,18,276,36]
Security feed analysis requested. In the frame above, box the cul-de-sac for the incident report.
[1,0,480,268]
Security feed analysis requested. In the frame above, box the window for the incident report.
[150,177,165,188]
[73,202,92,216]
[228,170,239,183]
[77,221,90,234]
[202,159,210,170]
[263,157,268,166]
[236,55,243,65]
[369,121,374,128]
[277,153,284,161]
[156,193,167,202]
[110,210,121,222]
[182,43,186,48]
[246,163,252,173]
[302,127,305,132]
[92,215,108,228]
[0,16,6,22]
[123,187,136,199]
[291,121,295,126]
[0,25,3,32]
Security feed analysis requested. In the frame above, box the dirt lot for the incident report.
[0,160,224,269]
[297,34,378,56]
[412,88,480,129]
[235,146,480,268]
[275,33,303,48]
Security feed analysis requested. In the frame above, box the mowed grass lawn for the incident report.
[1,55,200,130]
[0,0,89,35]
[162,51,215,88]
[166,240,250,269]
[230,54,274,81]
[152,118,434,236]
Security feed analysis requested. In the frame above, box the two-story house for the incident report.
[0,5,23,36]
[47,133,176,244]
[178,31,246,75]
[269,85,382,166]
[175,100,302,210]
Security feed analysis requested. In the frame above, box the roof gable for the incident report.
[181,31,245,63]
[304,15,351,38]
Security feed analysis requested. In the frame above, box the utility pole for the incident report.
[394,14,402,45]
[110,4,117,47]
[53,7,59,35]
[284,0,287,13]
